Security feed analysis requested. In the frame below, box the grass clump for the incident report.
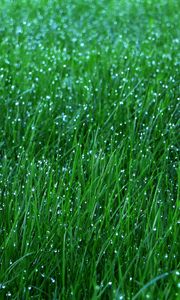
[0,0,179,299]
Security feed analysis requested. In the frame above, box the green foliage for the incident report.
[0,0,179,299]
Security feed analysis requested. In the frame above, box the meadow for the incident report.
[0,0,179,299]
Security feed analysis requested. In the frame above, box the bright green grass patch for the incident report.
[0,0,179,299]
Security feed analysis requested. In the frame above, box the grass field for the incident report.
[0,0,180,299]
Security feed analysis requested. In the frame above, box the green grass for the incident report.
[0,0,180,299]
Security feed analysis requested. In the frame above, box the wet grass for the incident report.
[0,0,179,299]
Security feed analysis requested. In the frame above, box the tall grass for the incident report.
[0,0,179,299]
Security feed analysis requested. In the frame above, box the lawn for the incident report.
[0,0,179,299]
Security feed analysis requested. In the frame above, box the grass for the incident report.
[0,0,179,299]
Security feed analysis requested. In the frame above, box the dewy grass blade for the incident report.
[132,271,177,300]
[104,79,143,126]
